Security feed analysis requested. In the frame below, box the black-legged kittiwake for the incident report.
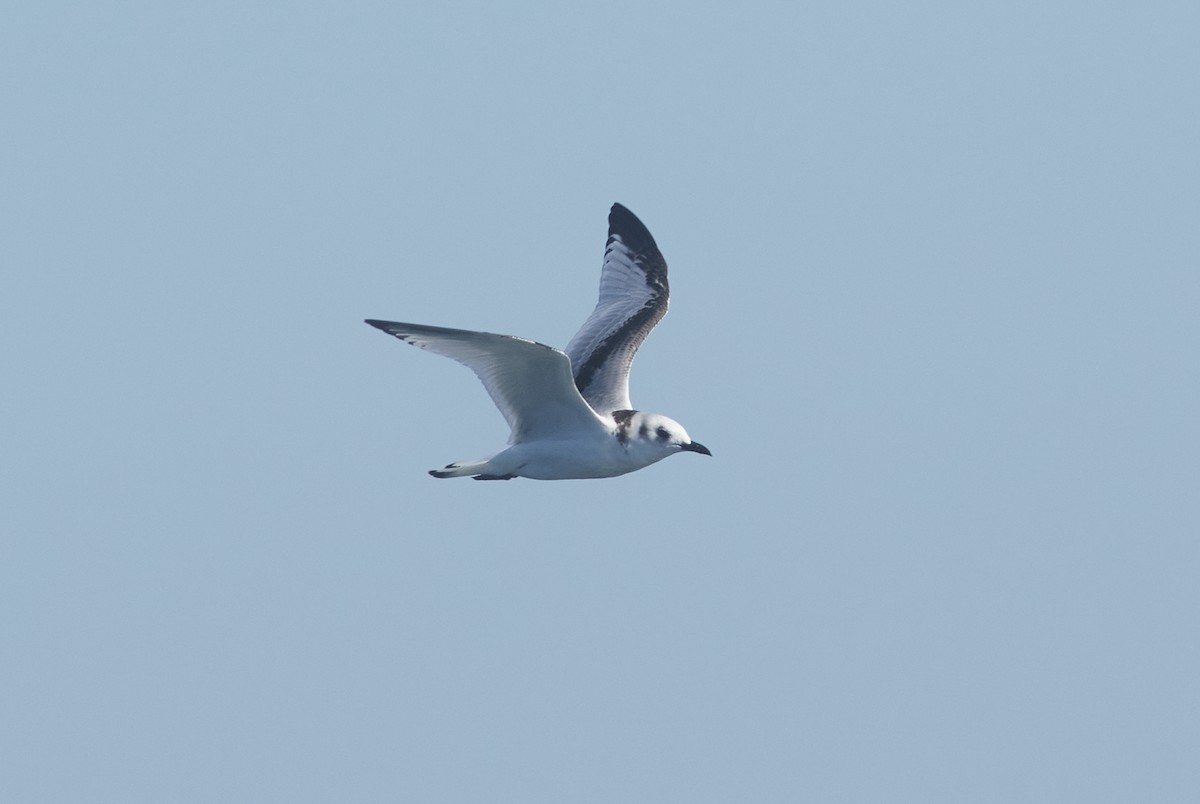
[365,203,711,480]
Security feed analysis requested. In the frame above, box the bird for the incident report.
[365,203,711,480]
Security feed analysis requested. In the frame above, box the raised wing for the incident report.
[565,203,669,415]
[365,320,608,443]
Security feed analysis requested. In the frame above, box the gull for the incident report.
[365,203,711,480]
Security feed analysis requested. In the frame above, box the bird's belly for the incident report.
[502,438,660,480]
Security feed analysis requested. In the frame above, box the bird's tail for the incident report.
[428,460,491,479]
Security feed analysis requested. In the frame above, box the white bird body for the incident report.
[422,410,702,480]
[366,203,710,480]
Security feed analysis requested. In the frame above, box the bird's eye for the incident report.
[656,427,670,441]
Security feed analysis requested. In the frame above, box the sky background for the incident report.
[3,2,1198,801]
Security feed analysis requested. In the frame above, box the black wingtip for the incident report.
[364,319,391,331]
[608,203,660,256]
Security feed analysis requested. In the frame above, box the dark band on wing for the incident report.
[571,205,670,397]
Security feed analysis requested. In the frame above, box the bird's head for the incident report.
[622,411,711,458]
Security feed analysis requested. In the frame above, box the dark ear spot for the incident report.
[656,426,670,441]
[639,423,650,439]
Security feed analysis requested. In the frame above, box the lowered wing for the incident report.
[365,320,608,443]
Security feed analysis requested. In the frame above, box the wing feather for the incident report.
[365,320,607,442]
[564,204,669,415]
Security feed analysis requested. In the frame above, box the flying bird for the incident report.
[365,203,710,480]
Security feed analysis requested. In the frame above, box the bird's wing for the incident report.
[365,320,608,443]
[565,203,669,415]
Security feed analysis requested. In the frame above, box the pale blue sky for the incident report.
[3,2,1198,801]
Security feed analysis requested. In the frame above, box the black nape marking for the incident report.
[613,409,637,444]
